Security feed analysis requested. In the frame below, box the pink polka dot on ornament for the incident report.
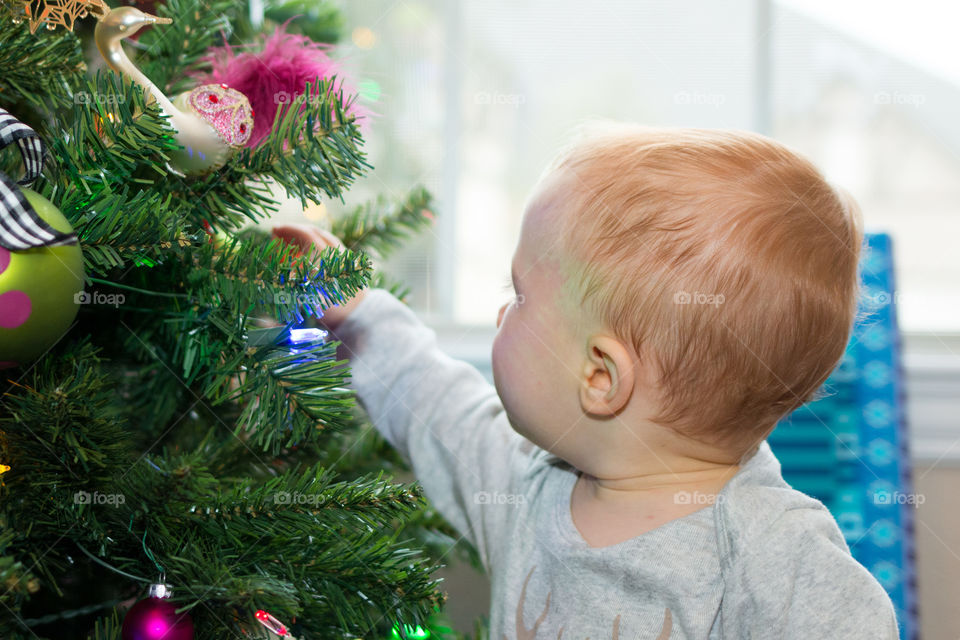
[0,247,10,274]
[0,290,31,329]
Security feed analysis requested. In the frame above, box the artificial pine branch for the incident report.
[243,78,371,209]
[0,3,86,115]
[185,234,372,324]
[177,467,426,539]
[0,1,453,637]
[84,611,122,640]
[0,529,41,638]
[212,338,356,454]
[261,0,344,44]
[0,342,133,593]
[74,462,446,638]
[44,70,181,195]
[334,184,436,261]
[63,186,190,277]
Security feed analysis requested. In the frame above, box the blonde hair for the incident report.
[534,121,864,455]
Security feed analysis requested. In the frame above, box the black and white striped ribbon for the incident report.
[0,106,77,250]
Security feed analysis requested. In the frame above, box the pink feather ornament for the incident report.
[189,19,370,149]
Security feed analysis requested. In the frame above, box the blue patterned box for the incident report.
[767,232,918,639]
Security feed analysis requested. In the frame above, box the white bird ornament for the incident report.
[93,5,254,176]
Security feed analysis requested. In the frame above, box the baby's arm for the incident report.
[273,225,538,573]
[330,290,540,573]
[731,508,900,638]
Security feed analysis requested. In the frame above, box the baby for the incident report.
[274,122,899,639]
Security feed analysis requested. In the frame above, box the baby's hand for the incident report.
[271,223,368,331]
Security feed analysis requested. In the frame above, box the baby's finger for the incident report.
[272,224,332,255]
[271,224,310,251]
[314,227,345,248]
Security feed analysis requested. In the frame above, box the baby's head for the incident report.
[491,121,863,473]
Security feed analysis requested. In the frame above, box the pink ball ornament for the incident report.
[121,584,194,640]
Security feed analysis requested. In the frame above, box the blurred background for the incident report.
[268,1,960,636]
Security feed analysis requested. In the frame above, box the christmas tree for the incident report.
[0,1,485,638]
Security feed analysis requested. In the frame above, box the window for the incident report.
[772,0,960,334]
[325,0,960,340]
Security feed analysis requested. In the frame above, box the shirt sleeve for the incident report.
[734,507,900,639]
[327,288,540,573]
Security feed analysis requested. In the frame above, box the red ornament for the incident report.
[121,584,194,640]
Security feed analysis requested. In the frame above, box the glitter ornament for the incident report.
[177,83,254,149]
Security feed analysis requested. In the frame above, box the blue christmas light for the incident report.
[288,328,328,345]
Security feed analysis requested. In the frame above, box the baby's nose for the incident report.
[496,302,507,328]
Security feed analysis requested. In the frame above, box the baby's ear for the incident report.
[579,335,636,416]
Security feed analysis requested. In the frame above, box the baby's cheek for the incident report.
[490,335,510,394]
[492,335,525,410]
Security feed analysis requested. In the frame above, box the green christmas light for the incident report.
[358,79,381,102]
[389,622,431,640]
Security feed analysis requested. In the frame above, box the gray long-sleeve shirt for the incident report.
[329,288,900,639]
